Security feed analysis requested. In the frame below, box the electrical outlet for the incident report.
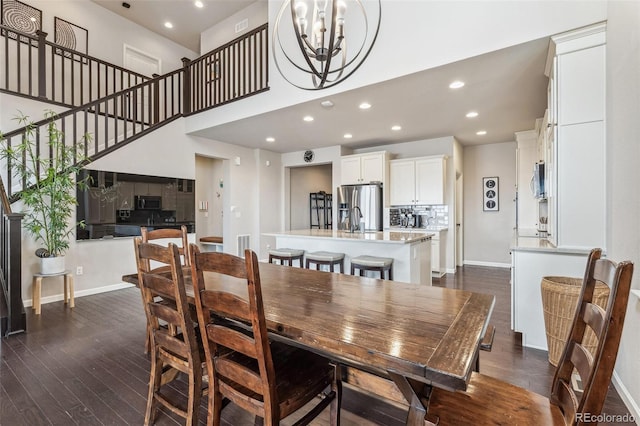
[76,266,83,275]
[266,244,271,250]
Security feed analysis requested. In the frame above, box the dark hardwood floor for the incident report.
[0,265,632,425]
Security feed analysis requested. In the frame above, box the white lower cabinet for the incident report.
[430,230,446,277]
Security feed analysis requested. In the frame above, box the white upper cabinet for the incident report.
[340,151,388,185]
[390,155,446,206]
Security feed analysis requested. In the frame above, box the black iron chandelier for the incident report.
[273,0,381,90]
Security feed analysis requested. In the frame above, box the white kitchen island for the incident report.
[264,229,433,285]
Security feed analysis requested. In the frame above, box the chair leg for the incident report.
[339,260,344,273]
[186,364,202,426]
[388,266,393,281]
[145,352,162,425]
[210,387,223,426]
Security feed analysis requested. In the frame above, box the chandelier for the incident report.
[273,0,381,90]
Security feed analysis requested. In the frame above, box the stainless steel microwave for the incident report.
[135,195,161,210]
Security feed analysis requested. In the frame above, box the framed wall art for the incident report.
[54,16,88,61]
[1,0,42,42]
[483,177,499,212]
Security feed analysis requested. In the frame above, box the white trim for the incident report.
[612,371,640,423]
[445,268,457,274]
[463,260,511,269]
[630,289,640,299]
[123,44,162,76]
[24,282,134,307]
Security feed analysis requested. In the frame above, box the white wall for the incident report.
[195,155,224,239]
[27,0,196,72]
[256,148,283,258]
[185,0,606,136]
[605,0,640,419]
[463,142,516,266]
[200,1,268,55]
[289,165,333,230]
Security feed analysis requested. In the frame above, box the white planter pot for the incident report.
[40,256,65,275]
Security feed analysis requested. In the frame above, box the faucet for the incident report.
[349,206,363,233]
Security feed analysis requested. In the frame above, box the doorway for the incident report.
[195,155,224,240]
[456,173,464,267]
[288,164,333,230]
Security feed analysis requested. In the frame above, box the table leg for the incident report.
[33,277,42,315]
[387,370,429,426]
[65,273,75,308]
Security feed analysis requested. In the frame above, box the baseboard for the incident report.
[24,282,135,307]
[612,371,640,422]
[463,260,511,269]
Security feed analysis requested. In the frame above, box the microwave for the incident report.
[531,162,545,199]
[135,195,162,210]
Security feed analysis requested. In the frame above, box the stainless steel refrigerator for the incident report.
[337,183,383,232]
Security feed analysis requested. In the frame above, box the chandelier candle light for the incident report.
[273,0,381,90]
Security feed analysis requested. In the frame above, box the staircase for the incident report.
[0,23,269,335]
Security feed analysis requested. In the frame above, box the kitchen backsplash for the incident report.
[388,205,449,228]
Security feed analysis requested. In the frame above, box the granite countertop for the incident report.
[264,229,433,244]
[388,226,449,232]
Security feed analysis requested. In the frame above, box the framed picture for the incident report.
[1,0,42,43]
[54,17,88,62]
[483,177,499,211]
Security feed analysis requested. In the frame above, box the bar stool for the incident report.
[305,251,345,273]
[268,248,304,267]
[350,255,394,280]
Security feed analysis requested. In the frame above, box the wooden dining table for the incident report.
[123,262,495,425]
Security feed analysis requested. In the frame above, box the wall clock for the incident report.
[303,150,314,163]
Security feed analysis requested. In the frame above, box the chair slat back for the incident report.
[190,246,278,417]
[134,238,198,362]
[141,225,191,266]
[551,248,634,425]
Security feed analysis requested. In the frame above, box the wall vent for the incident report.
[235,18,248,34]
[237,234,251,256]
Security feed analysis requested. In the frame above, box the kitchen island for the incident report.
[264,229,433,285]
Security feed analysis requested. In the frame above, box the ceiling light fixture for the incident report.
[266,137,276,143]
[344,133,353,139]
[449,80,465,89]
[194,0,204,8]
[476,130,487,136]
[391,125,402,131]
[303,115,314,122]
[272,0,382,90]
[359,102,372,110]
[466,111,478,118]
[164,22,174,29]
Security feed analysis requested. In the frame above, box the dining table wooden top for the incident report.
[123,262,495,394]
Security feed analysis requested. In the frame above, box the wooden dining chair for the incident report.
[134,238,205,426]
[139,225,190,354]
[189,245,342,426]
[424,248,633,425]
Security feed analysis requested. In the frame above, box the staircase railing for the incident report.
[0,175,24,336]
[1,24,150,107]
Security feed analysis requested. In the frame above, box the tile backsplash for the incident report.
[389,205,449,227]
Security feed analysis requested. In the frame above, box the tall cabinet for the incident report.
[548,22,606,249]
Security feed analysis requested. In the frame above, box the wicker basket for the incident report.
[541,276,610,366]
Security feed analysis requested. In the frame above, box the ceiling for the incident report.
[91,0,256,52]
[92,0,550,153]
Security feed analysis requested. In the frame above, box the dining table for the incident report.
[123,262,495,426]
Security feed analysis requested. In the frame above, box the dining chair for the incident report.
[139,225,190,354]
[189,245,342,426]
[424,248,634,425]
[134,238,205,426]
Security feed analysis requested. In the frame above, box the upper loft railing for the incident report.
[1,24,150,107]
[185,23,269,115]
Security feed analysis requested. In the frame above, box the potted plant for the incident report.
[0,111,89,274]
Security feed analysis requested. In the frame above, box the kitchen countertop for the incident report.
[388,226,448,232]
[265,229,433,244]
[511,231,592,254]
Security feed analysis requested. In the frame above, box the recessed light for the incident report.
[164,22,174,29]
[303,115,314,122]
[266,137,275,143]
[391,125,402,131]
[476,130,487,136]
[359,102,372,110]
[344,133,353,139]
[30,17,36,22]
[194,0,204,8]
[449,80,465,89]
[466,111,479,118]
[320,100,334,108]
